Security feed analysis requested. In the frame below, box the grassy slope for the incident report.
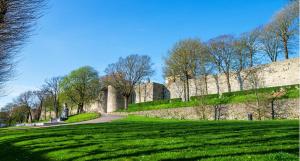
[64,113,100,123]
[121,85,300,112]
[0,116,298,161]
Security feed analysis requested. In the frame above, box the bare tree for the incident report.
[0,0,46,91]
[259,24,281,62]
[33,87,47,121]
[272,0,299,59]
[105,54,154,110]
[246,66,288,120]
[241,27,261,67]
[232,37,249,91]
[246,67,263,120]
[42,94,53,120]
[268,89,286,119]
[164,39,203,101]
[15,91,34,123]
[44,77,61,118]
[208,35,235,92]
[197,44,213,95]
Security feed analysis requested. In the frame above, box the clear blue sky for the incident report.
[0,0,288,107]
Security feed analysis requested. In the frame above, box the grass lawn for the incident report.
[0,116,298,161]
[120,84,300,112]
[64,112,100,123]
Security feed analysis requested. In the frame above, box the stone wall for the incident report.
[88,83,166,113]
[126,98,299,120]
[134,83,154,103]
[87,58,299,113]
[166,58,300,99]
[134,82,167,103]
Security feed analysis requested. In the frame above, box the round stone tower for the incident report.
[107,85,118,112]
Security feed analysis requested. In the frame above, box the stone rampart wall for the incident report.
[126,98,299,120]
[167,58,300,99]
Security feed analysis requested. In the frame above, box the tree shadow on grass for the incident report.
[160,148,299,161]
[0,142,51,161]
[0,120,298,161]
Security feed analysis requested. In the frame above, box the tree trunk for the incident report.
[80,103,84,113]
[37,100,43,121]
[54,104,58,118]
[214,105,218,121]
[204,75,208,95]
[257,109,261,120]
[44,104,47,120]
[249,48,253,67]
[77,103,84,114]
[194,79,198,96]
[283,38,289,59]
[214,75,220,95]
[186,75,190,101]
[271,99,275,120]
[54,98,59,118]
[29,112,32,123]
[77,104,80,114]
[183,80,187,101]
[124,96,129,110]
[254,89,260,120]
[217,106,221,120]
[27,108,32,123]
[237,72,243,91]
[225,73,231,92]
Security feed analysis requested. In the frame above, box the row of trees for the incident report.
[164,0,299,101]
[0,77,61,125]
[1,54,154,124]
[0,67,101,124]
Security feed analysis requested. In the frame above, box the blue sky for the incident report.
[0,0,287,107]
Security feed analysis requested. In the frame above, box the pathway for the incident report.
[38,113,125,128]
[71,113,125,125]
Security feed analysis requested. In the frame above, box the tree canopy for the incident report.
[60,66,101,114]
[105,54,154,110]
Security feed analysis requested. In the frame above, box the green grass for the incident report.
[0,115,298,161]
[119,84,300,112]
[64,112,100,123]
